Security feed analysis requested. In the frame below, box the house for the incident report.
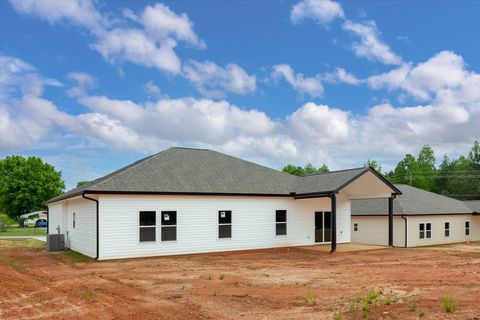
[20,211,48,227]
[46,147,401,260]
[351,184,480,247]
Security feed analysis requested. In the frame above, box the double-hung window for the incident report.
[161,211,177,241]
[73,212,76,229]
[139,211,156,242]
[218,210,232,238]
[419,223,431,239]
[465,221,470,236]
[444,222,450,237]
[275,210,287,236]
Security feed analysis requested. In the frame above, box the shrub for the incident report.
[442,295,458,313]
[0,214,14,232]
[419,309,425,317]
[410,297,417,312]
[333,309,343,320]
[304,289,318,306]
[218,274,225,280]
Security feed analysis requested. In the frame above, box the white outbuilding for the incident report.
[46,147,401,260]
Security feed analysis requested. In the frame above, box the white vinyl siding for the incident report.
[97,194,352,260]
[407,215,477,247]
[351,216,406,247]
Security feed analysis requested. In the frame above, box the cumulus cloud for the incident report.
[291,0,344,25]
[272,64,324,97]
[322,68,362,85]
[342,20,403,65]
[367,51,476,101]
[183,60,256,97]
[9,0,202,75]
[144,81,162,98]
[67,72,97,97]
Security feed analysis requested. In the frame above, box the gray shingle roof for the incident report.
[352,184,473,216]
[464,200,480,213]
[47,147,397,204]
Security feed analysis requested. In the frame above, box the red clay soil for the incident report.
[0,240,479,320]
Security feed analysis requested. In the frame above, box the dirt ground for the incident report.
[0,240,479,320]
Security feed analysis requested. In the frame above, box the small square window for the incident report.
[353,223,358,232]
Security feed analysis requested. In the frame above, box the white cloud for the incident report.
[144,81,162,98]
[132,3,205,48]
[271,64,324,97]
[10,0,202,75]
[342,20,403,65]
[67,72,97,97]
[92,29,181,74]
[291,0,344,25]
[183,60,256,97]
[367,51,478,102]
[322,67,361,85]
[10,0,107,34]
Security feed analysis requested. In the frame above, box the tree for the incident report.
[468,140,480,170]
[0,156,65,218]
[364,159,382,174]
[76,180,92,188]
[391,154,417,185]
[414,145,436,190]
[282,163,329,176]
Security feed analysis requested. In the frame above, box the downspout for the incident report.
[400,215,407,248]
[330,194,337,254]
[82,193,99,260]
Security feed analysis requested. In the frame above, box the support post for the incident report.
[388,194,395,247]
[330,194,337,253]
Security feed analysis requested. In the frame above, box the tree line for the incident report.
[283,141,480,200]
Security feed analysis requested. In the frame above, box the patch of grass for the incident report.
[0,239,45,250]
[8,258,25,272]
[262,273,270,277]
[207,274,214,280]
[409,297,417,312]
[246,265,257,270]
[295,280,307,286]
[218,273,225,280]
[0,227,47,236]
[52,250,90,264]
[37,295,51,303]
[304,288,318,306]
[382,297,392,305]
[419,309,425,317]
[442,295,458,313]
[81,290,95,299]
[333,309,343,320]
[213,289,219,296]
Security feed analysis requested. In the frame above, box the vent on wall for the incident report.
[47,234,65,251]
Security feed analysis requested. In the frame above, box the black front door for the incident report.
[315,211,332,243]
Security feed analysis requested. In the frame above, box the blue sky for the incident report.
[1,0,479,190]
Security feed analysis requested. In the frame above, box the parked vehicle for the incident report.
[35,219,48,228]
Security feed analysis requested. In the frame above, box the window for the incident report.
[161,211,177,241]
[444,222,450,237]
[276,210,287,236]
[73,212,76,229]
[465,221,470,236]
[353,223,358,232]
[218,210,232,239]
[139,211,156,242]
[419,223,431,239]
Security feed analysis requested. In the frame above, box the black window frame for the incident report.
[161,211,177,241]
[275,210,287,236]
[139,211,156,242]
[419,223,431,239]
[465,221,470,236]
[218,210,232,239]
[353,223,358,232]
[73,212,76,229]
[444,222,450,237]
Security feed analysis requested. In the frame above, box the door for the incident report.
[315,211,332,243]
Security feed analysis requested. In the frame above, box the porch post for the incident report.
[330,194,337,253]
[388,194,395,247]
